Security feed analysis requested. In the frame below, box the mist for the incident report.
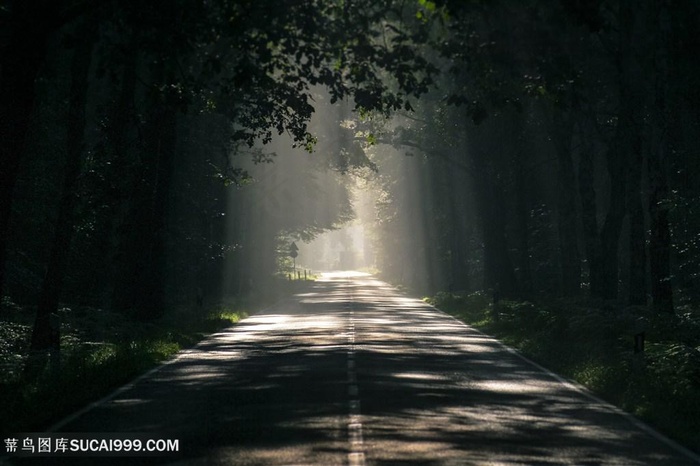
[3,0,700,450]
[3,0,698,341]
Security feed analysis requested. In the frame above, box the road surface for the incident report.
[9,272,700,465]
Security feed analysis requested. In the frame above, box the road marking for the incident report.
[348,452,366,466]
[349,422,363,442]
[347,293,366,466]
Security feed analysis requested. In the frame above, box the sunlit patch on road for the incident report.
[319,271,372,280]
[470,378,564,394]
[41,273,700,466]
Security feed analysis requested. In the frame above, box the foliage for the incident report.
[2,0,700,447]
[2,0,440,320]
[0,301,250,432]
[431,293,700,452]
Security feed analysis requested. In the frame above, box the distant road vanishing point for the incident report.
[12,271,700,465]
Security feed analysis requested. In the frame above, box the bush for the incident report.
[0,302,251,433]
[433,292,700,453]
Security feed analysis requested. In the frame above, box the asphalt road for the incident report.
[9,271,700,465]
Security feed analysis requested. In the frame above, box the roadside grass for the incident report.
[425,291,700,454]
[0,278,313,433]
[0,303,248,433]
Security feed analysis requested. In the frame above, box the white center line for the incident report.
[347,295,366,466]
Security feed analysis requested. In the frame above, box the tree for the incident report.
[0,2,61,299]
[29,17,99,352]
[6,0,438,321]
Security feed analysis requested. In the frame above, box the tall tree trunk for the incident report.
[467,116,517,297]
[447,169,466,292]
[29,19,98,351]
[141,105,177,319]
[648,152,673,313]
[104,47,138,309]
[514,152,533,297]
[616,0,648,307]
[473,172,516,296]
[597,138,628,300]
[627,135,647,305]
[113,104,177,320]
[552,111,581,296]
[576,110,602,296]
[593,0,644,301]
[647,0,674,313]
[0,4,56,298]
[110,55,179,320]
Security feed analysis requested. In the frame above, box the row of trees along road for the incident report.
[0,0,435,365]
[364,0,700,315]
[1,0,699,374]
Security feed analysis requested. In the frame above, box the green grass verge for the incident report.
[0,300,252,433]
[425,291,700,454]
[0,275,319,433]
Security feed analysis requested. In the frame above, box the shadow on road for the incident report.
[10,274,699,465]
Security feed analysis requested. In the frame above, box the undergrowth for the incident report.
[0,299,250,433]
[425,291,700,454]
[0,275,319,433]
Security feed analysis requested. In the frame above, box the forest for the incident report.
[1,0,700,453]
